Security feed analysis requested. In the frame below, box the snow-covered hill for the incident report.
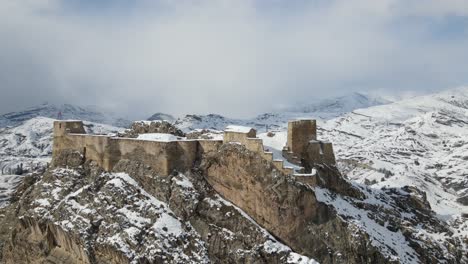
[321,87,468,209]
[147,112,176,122]
[284,92,391,114]
[0,175,23,208]
[318,87,468,241]
[0,88,467,262]
[0,103,131,128]
[174,93,391,132]
[250,87,468,255]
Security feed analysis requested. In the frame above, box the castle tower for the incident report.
[52,121,86,159]
[286,119,317,156]
[53,121,86,137]
[282,119,336,171]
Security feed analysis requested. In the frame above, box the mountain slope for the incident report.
[174,93,391,132]
[0,103,131,128]
[317,87,468,240]
[284,92,392,114]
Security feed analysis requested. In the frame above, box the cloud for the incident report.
[0,0,468,118]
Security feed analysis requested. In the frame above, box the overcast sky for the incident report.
[1,0,468,118]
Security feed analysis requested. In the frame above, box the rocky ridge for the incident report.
[1,140,466,263]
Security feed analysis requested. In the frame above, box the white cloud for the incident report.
[0,0,467,118]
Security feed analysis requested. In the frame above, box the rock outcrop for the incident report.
[1,149,318,263]
[0,142,466,263]
[120,120,185,138]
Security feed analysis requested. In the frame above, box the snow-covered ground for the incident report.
[0,103,131,128]
[136,133,183,142]
[0,175,23,208]
[320,87,468,216]
[174,92,391,132]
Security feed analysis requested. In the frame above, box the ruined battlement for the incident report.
[286,119,317,155]
[53,119,336,177]
[52,121,222,176]
[282,119,335,171]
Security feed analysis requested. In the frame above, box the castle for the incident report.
[52,119,336,176]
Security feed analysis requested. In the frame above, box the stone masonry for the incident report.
[52,119,336,177]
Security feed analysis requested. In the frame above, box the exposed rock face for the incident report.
[1,149,318,264]
[200,144,467,264]
[147,113,175,122]
[186,129,222,140]
[456,195,468,206]
[1,144,466,263]
[121,121,185,138]
[201,143,387,263]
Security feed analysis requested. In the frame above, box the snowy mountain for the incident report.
[174,93,392,132]
[174,88,468,250]
[250,87,468,240]
[284,92,392,114]
[147,112,176,122]
[0,103,132,128]
[0,88,467,263]
[321,87,468,236]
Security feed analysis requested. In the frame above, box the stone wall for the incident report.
[53,121,86,137]
[200,144,385,263]
[53,120,335,177]
[306,141,336,166]
[223,130,256,145]
[52,121,222,176]
[286,120,317,155]
[283,120,336,170]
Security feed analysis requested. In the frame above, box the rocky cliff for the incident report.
[0,141,465,263]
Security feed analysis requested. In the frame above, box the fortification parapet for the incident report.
[306,141,336,166]
[222,125,296,175]
[52,121,222,176]
[52,119,336,178]
[54,121,86,136]
[223,126,256,144]
[286,119,316,156]
[282,120,336,171]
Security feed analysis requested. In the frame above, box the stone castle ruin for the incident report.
[52,119,336,177]
[282,120,336,172]
[41,119,385,263]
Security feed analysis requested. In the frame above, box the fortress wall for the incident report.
[223,132,249,145]
[321,143,336,165]
[282,167,294,175]
[54,131,214,176]
[295,175,318,186]
[53,134,115,170]
[305,141,336,165]
[306,142,322,164]
[261,152,273,162]
[272,160,294,174]
[53,121,86,137]
[198,140,223,154]
[114,139,200,176]
[176,140,200,170]
[272,160,284,171]
[115,139,175,176]
[83,135,115,170]
[245,138,264,153]
[287,120,317,155]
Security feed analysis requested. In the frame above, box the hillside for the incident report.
[174,92,391,132]
[0,103,131,128]
[0,89,467,263]
[257,87,468,243]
